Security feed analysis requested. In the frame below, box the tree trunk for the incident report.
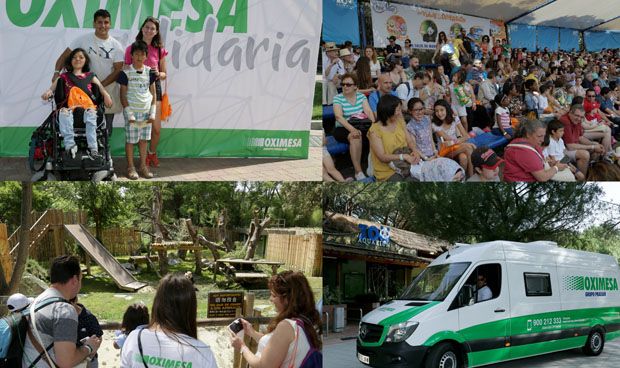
[186,219,222,270]
[217,209,232,252]
[152,186,167,275]
[185,219,203,276]
[7,182,32,294]
[244,216,270,260]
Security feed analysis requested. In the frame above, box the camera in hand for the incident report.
[229,319,243,334]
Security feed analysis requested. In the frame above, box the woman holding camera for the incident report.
[230,271,322,368]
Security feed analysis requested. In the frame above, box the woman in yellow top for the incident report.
[368,94,421,181]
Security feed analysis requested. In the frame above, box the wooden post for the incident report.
[233,307,243,368]
[242,293,256,368]
[0,224,13,283]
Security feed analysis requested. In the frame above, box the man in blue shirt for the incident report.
[600,87,620,129]
[368,73,397,113]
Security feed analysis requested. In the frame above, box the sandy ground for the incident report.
[97,327,234,367]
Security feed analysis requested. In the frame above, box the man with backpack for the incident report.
[395,72,425,112]
[21,255,101,367]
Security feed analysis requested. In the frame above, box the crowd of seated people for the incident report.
[322,37,620,182]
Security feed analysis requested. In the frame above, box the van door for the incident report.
[449,262,510,367]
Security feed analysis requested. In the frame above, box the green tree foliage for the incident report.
[0,182,321,237]
[276,182,323,227]
[323,182,413,228]
[0,182,53,232]
[558,225,620,260]
[324,182,605,244]
[404,183,603,243]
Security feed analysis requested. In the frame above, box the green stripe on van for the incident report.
[379,302,440,327]
[421,306,620,367]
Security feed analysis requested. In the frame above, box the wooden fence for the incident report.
[264,229,322,277]
[88,227,141,256]
[7,210,87,261]
[3,211,246,264]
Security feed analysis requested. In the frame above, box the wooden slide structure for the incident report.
[64,224,146,291]
[3,210,146,291]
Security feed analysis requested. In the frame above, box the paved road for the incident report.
[325,338,620,367]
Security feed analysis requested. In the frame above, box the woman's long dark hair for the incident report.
[151,273,197,339]
[267,271,322,350]
[64,48,91,73]
[437,31,447,45]
[355,56,373,89]
[136,16,162,48]
[432,99,454,126]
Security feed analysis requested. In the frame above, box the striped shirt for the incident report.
[494,106,511,130]
[117,65,156,113]
[333,92,367,127]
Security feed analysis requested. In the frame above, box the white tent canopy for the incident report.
[591,17,620,32]
[394,0,620,31]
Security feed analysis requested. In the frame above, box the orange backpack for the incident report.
[66,73,97,110]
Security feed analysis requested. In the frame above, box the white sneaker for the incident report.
[69,145,78,159]
[355,171,367,181]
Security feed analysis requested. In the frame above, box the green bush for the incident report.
[26,259,48,282]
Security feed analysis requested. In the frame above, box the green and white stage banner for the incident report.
[370,0,491,50]
[0,0,321,158]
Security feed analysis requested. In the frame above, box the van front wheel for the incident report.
[583,329,605,356]
[425,342,461,368]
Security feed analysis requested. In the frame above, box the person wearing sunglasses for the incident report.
[476,274,493,302]
[333,73,376,180]
[559,104,607,174]
[584,88,616,127]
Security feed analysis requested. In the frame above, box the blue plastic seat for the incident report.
[325,135,349,156]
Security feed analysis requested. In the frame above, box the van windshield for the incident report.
[399,262,471,301]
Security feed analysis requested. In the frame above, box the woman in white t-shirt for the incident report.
[365,46,382,82]
[120,274,218,368]
[230,271,322,368]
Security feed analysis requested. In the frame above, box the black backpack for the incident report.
[0,297,67,368]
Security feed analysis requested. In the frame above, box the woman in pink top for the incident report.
[125,17,168,167]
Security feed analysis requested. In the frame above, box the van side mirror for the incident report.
[453,284,474,308]
[462,285,474,307]
[449,284,476,311]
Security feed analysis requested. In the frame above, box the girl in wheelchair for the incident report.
[41,48,112,159]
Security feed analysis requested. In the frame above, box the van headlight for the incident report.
[385,321,419,343]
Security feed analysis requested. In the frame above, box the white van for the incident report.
[357,240,620,367]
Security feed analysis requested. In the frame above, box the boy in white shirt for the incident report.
[543,119,586,181]
[118,41,157,180]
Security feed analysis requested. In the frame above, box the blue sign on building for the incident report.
[358,224,390,246]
